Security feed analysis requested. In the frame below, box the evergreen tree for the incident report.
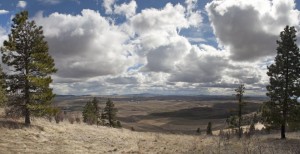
[0,66,7,106]
[102,99,118,127]
[82,97,100,125]
[235,84,245,138]
[226,84,246,138]
[206,121,212,135]
[0,11,57,126]
[261,26,300,139]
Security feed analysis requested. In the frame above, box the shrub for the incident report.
[55,111,64,124]
[75,116,81,124]
[68,116,75,124]
[196,128,201,134]
[116,121,122,128]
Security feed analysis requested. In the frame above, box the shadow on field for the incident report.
[0,119,44,130]
[149,102,261,120]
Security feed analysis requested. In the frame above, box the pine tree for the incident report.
[235,84,245,138]
[0,11,57,126]
[82,97,100,125]
[261,26,300,139]
[206,121,212,135]
[226,84,246,138]
[0,66,7,106]
[102,99,118,127]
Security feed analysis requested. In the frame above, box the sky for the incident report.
[0,0,299,95]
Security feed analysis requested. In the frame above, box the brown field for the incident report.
[53,95,262,134]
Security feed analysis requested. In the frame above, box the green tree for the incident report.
[206,121,212,135]
[261,26,300,139]
[226,84,246,138]
[82,97,100,125]
[0,66,7,106]
[236,84,245,138]
[102,99,118,127]
[1,11,57,126]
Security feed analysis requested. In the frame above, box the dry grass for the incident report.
[0,107,299,154]
[0,118,299,154]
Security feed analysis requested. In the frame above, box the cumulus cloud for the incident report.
[114,0,137,18]
[17,1,27,8]
[25,0,276,95]
[129,3,201,35]
[103,0,115,14]
[206,0,300,61]
[34,10,136,79]
[126,2,202,74]
[142,36,190,73]
[169,45,230,83]
[0,10,9,14]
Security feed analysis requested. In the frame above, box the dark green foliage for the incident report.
[227,84,246,138]
[261,26,300,139]
[0,11,57,126]
[206,122,212,135]
[226,115,238,128]
[102,99,118,127]
[82,97,100,125]
[0,66,7,106]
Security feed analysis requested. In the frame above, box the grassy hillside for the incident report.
[0,116,299,154]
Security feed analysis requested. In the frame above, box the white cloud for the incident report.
[17,1,27,8]
[37,0,61,5]
[0,10,9,14]
[26,0,276,95]
[114,0,137,18]
[34,10,136,79]
[169,45,230,83]
[103,0,115,14]
[129,3,200,35]
[206,0,300,61]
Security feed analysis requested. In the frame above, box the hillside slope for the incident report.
[0,117,299,153]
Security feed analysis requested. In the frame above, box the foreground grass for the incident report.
[0,117,299,154]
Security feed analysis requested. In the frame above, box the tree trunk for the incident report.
[281,123,286,139]
[281,49,288,139]
[25,107,30,126]
[238,97,242,139]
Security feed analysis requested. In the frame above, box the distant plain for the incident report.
[53,95,265,134]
